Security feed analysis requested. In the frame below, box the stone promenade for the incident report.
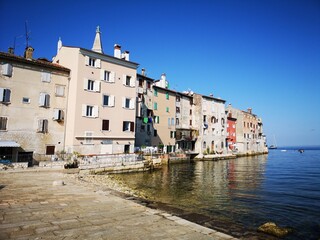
[0,170,237,240]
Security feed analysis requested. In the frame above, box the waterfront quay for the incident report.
[0,169,237,240]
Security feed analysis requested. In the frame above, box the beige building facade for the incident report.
[53,27,139,155]
[152,74,176,153]
[0,49,70,164]
[193,93,227,156]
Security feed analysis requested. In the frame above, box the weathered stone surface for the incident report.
[258,222,293,238]
[0,170,237,240]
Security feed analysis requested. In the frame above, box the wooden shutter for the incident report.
[122,75,126,85]
[110,72,115,82]
[39,92,45,106]
[100,69,105,80]
[131,76,136,87]
[130,99,134,109]
[130,122,134,132]
[2,64,13,77]
[83,78,88,90]
[95,59,101,68]
[122,122,126,131]
[94,81,101,92]
[85,56,89,65]
[81,104,87,116]
[110,95,115,107]
[93,105,99,118]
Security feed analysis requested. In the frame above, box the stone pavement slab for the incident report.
[0,170,237,239]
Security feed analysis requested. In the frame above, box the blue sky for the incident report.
[1,0,319,147]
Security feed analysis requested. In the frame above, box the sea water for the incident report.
[110,147,320,239]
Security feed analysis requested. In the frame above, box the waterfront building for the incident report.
[226,111,237,151]
[135,70,155,147]
[226,105,267,154]
[152,74,176,153]
[175,91,197,152]
[0,48,70,164]
[192,93,227,156]
[53,26,139,155]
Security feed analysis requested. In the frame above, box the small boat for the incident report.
[298,149,304,153]
[268,135,277,149]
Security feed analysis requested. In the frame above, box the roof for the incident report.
[0,141,20,147]
[201,94,226,103]
[0,52,70,73]
[137,73,155,82]
[61,46,139,68]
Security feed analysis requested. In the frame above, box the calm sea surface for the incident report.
[110,147,320,239]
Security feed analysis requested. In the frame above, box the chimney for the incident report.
[8,47,14,54]
[57,37,62,54]
[141,68,146,76]
[248,108,252,114]
[24,46,34,60]
[160,73,166,81]
[123,51,130,61]
[114,44,121,58]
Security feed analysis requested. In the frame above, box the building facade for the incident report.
[135,71,155,148]
[53,27,139,155]
[152,74,176,153]
[226,105,267,154]
[193,93,227,156]
[0,48,70,164]
[226,111,237,151]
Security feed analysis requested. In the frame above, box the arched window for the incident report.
[221,118,225,125]
[203,141,207,149]
[211,116,216,123]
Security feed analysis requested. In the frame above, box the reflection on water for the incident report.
[110,152,320,239]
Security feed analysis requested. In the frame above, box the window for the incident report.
[103,95,115,107]
[123,75,135,87]
[147,82,151,89]
[39,93,50,107]
[123,97,134,109]
[244,133,246,138]
[203,141,207,149]
[176,118,179,126]
[154,129,157,137]
[141,124,145,132]
[166,92,169,100]
[154,88,158,96]
[154,102,158,110]
[0,117,8,130]
[102,120,110,131]
[53,109,63,121]
[53,109,64,121]
[82,105,99,118]
[85,131,93,144]
[190,120,192,126]
[154,116,160,124]
[190,109,192,115]
[1,63,13,77]
[46,145,55,155]
[101,70,115,82]
[0,88,11,103]
[89,58,95,67]
[170,131,176,138]
[55,85,65,97]
[171,118,174,126]
[85,56,100,68]
[38,119,48,133]
[84,79,100,92]
[139,79,143,87]
[176,107,180,113]
[166,107,169,112]
[41,72,51,83]
[176,96,180,102]
[123,121,134,132]
[22,97,30,104]
[168,118,171,126]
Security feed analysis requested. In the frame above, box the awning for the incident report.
[0,141,20,147]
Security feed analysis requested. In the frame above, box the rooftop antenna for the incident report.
[25,21,31,47]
